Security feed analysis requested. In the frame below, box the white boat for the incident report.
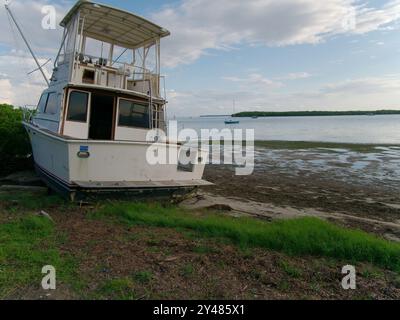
[225,100,240,125]
[6,0,211,200]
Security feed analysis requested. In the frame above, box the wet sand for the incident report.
[198,144,400,240]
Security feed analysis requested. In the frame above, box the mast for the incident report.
[5,3,50,86]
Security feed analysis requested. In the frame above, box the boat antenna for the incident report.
[4,2,50,86]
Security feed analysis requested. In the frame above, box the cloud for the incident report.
[0,51,53,106]
[1,0,399,112]
[322,75,400,94]
[278,72,312,80]
[0,1,70,106]
[222,73,283,89]
[353,0,400,34]
[0,0,68,55]
[153,0,400,67]
[0,79,14,104]
[167,75,400,116]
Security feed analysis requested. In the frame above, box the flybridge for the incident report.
[60,0,170,49]
[52,0,170,98]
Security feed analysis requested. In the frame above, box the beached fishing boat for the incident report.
[6,0,211,200]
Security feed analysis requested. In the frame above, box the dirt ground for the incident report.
[11,208,400,300]
[200,146,400,240]
[3,144,400,300]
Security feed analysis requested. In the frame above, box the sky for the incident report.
[0,0,400,116]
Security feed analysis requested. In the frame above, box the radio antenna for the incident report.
[4,2,50,86]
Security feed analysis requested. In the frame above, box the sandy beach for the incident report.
[194,143,400,241]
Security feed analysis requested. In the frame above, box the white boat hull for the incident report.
[24,123,211,199]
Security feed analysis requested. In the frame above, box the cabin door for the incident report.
[89,93,115,140]
[63,90,91,139]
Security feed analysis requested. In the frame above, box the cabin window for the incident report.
[82,69,95,84]
[44,93,58,115]
[67,91,89,122]
[118,99,150,129]
[37,93,48,113]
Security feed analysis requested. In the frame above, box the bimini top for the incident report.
[60,0,170,49]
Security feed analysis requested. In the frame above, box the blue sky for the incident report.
[1,0,400,116]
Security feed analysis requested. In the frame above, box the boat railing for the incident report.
[21,105,37,123]
[69,52,162,98]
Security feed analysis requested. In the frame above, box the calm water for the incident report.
[175,115,400,144]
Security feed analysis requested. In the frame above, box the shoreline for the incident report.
[233,110,400,118]
[253,140,400,152]
[202,140,400,239]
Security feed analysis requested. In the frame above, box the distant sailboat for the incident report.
[225,99,240,125]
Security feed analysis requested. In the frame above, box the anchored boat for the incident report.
[6,0,211,200]
[224,99,240,125]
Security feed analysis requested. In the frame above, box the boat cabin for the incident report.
[34,0,170,142]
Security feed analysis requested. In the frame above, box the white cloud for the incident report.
[0,51,53,106]
[0,0,67,55]
[278,72,312,80]
[0,79,14,104]
[167,75,400,117]
[1,0,399,112]
[154,0,400,67]
[0,1,69,106]
[222,73,283,89]
[322,75,400,94]
[353,0,400,34]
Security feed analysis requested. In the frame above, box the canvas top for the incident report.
[60,0,170,48]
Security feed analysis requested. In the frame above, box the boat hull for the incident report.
[24,123,211,200]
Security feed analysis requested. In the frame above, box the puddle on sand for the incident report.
[253,146,400,188]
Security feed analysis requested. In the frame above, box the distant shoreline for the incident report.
[232,110,400,117]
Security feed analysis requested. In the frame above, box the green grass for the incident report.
[0,215,76,298]
[192,244,218,254]
[181,264,195,277]
[279,260,302,278]
[0,191,67,210]
[133,271,153,284]
[96,278,136,300]
[92,202,400,272]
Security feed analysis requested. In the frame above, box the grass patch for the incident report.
[181,264,195,277]
[96,278,136,300]
[0,191,67,211]
[133,271,153,284]
[192,244,218,254]
[0,215,76,298]
[279,260,302,278]
[92,202,400,272]
[361,267,385,280]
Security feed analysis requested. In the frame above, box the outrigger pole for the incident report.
[5,2,50,86]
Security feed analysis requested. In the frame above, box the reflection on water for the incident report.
[253,146,400,189]
[175,115,400,144]
[202,144,400,189]
[177,115,400,188]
